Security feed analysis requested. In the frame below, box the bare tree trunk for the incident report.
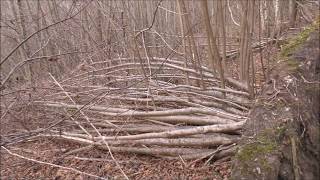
[201,0,226,95]
[8,0,28,80]
[177,0,191,86]
[289,0,297,27]
[274,0,281,37]
[97,6,104,44]
[239,0,255,96]
[259,0,266,34]
[258,1,267,81]
[183,0,205,89]
[17,0,35,87]
[217,0,227,72]
[36,0,47,56]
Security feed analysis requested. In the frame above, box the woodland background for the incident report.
[0,0,319,179]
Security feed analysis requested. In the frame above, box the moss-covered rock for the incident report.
[232,128,281,179]
[231,17,320,180]
[277,17,319,72]
[280,17,319,58]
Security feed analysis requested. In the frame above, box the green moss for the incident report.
[281,17,320,58]
[235,129,280,175]
[277,18,319,73]
[237,141,276,162]
[237,130,278,163]
[275,125,287,137]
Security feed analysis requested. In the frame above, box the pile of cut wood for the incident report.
[32,56,250,161]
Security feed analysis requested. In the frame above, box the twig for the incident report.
[49,73,93,137]
[135,0,164,37]
[188,143,236,166]
[299,73,320,84]
[49,73,129,180]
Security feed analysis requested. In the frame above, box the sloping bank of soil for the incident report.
[231,20,320,180]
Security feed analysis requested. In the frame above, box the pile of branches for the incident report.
[3,56,251,161]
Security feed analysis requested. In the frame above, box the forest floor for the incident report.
[0,139,230,179]
[1,24,319,179]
